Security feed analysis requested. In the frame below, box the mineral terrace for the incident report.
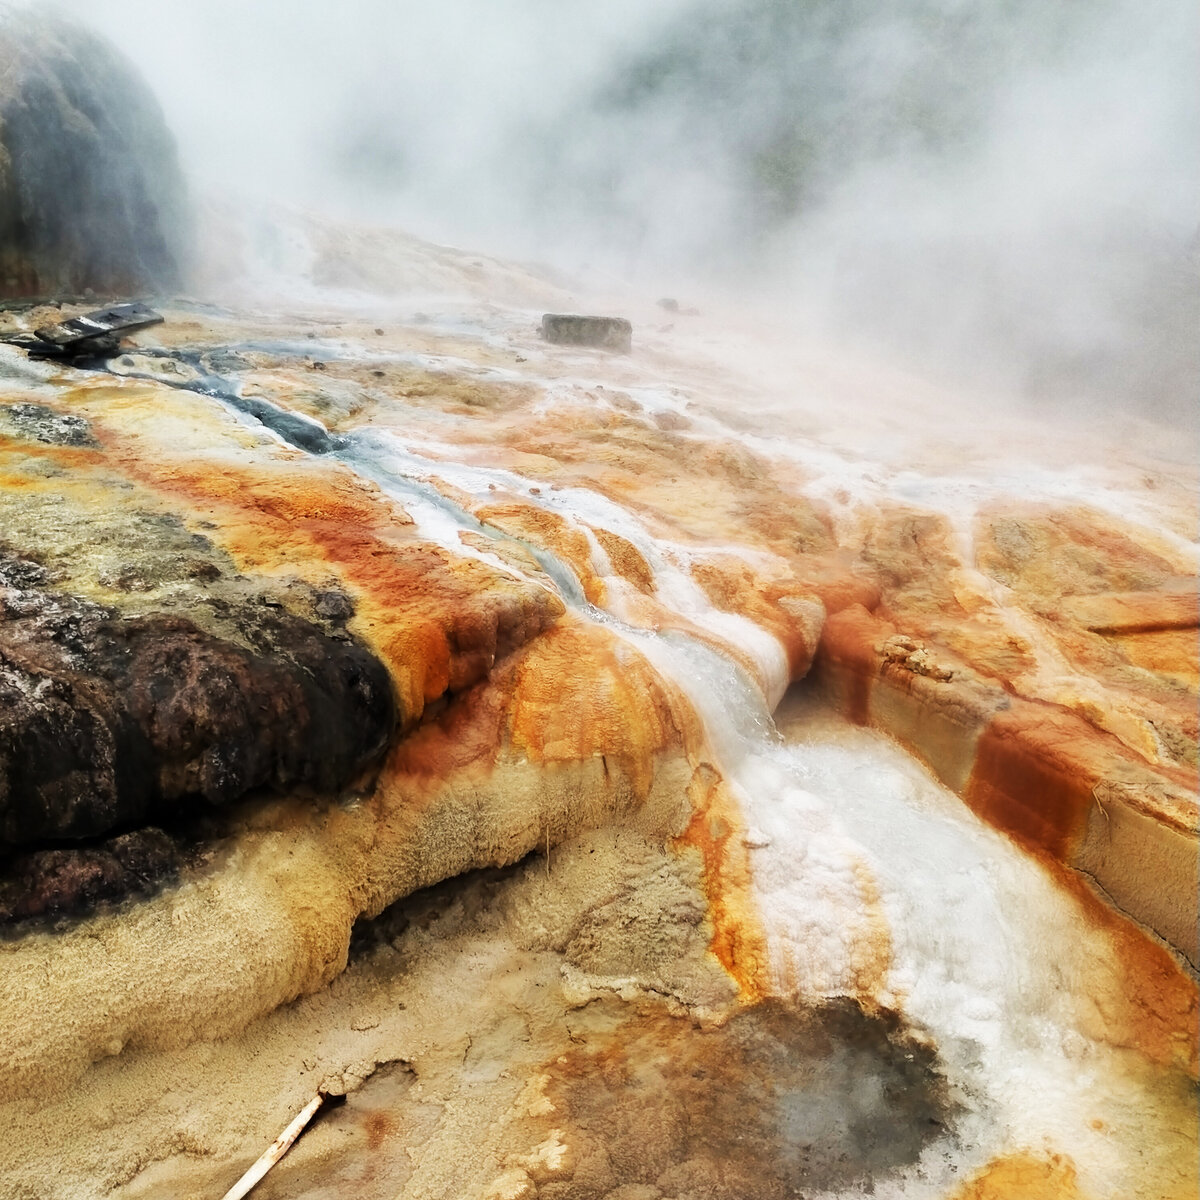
[0,15,1195,1194]
[0,232,1193,1198]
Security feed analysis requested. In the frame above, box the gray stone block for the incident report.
[541,313,632,353]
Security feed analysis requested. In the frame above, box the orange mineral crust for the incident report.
[471,494,829,691]
[948,1154,1087,1200]
[676,761,770,999]
[814,589,1198,966]
[63,381,563,726]
[0,266,1195,1199]
[1046,856,1200,1074]
[388,617,696,795]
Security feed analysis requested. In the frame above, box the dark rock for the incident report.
[314,589,355,623]
[541,313,633,353]
[0,827,182,924]
[0,11,186,298]
[0,402,96,446]
[200,348,251,376]
[0,556,49,589]
[223,392,344,455]
[0,559,395,846]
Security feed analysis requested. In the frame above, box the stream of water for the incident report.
[93,331,1196,1198]
[340,407,1196,1199]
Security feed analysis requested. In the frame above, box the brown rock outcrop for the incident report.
[0,827,180,923]
[0,556,394,848]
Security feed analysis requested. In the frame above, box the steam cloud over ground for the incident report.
[0,7,1196,1197]
[75,0,1198,414]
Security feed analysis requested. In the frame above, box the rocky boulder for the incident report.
[0,9,185,297]
[0,554,395,848]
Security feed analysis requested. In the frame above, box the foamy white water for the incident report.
[339,406,1192,1196]
[642,634,1193,1198]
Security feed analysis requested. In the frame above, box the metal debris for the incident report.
[1,301,164,361]
[34,301,163,348]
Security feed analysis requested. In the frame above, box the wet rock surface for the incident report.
[539,998,953,1198]
[0,10,185,296]
[0,549,394,898]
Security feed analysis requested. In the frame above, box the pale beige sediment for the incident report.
[1,826,737,1200]
[0,626,698,1102]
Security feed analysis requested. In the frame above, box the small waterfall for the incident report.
[335,411,1194,1198]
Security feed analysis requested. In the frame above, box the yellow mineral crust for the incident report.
[948,1153,1088,1200]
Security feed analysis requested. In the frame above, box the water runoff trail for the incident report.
[345,423,1197,1200]
[102,342,1196,1199]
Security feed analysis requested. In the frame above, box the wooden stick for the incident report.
[220,1092,326,1200]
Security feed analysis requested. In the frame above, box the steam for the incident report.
[71,0,1197,416]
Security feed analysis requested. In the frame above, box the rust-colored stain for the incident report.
[1113,627,1200,686]
[588,525,654,593]
[1063,589,1200,635]
[472,494,839,691]
[1040,852,1199,1076]
[402,393,860,599]
[864,506,963,608]
[813,604,890,727]
[965,699,1196,861]
[964,703,1100,861]
[0,434,105,470]
[975,504,1188,600]
[476,499,605,605]
[96,438,561,726]
[362,1109,396,1152]
[689,553,826,679]
[507,620,685,801]
[386,617,688,801]
[386,675,505,783]
[849,859,894,1001]
[676,763,769,1000]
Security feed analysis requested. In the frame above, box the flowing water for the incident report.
[333,380,1197,1196]
[363,446,1193,1196]
[84,303,1198,1197]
